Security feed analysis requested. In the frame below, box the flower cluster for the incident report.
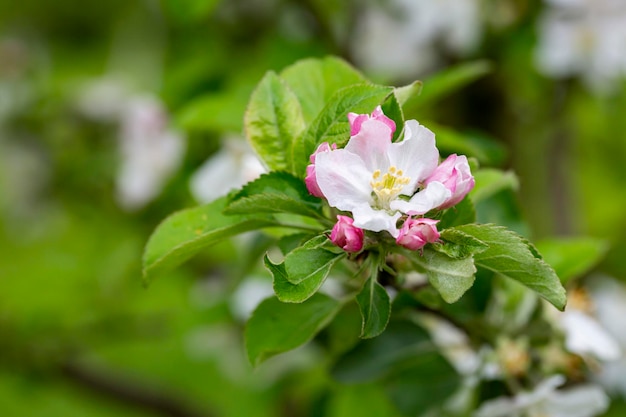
[305,107,474,253]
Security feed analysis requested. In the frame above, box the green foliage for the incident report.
[406,248,477,303]
[280,56,366,124]
[267,236,345,303]
[455,224,567,310]
[356,276,391,339]
[244,71,306,173]
[245,293,342,366]
[142,196,277,282]
[293,84,395,175]
[433,227,489,259]
[225,171,323,219]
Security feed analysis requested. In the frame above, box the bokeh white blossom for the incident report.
[77,78,186,210]
[189,136,265,204]
[351,0,482,80]
[536,0,626,93]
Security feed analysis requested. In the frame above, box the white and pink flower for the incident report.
[425,154,475,209]
[311,108,464,238]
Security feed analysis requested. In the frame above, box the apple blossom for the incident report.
[314,113,451,237]
[425,154,475,209]
[396,217,440,251]
[330,215,364,253]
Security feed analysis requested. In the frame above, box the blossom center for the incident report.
[370,166,411,209]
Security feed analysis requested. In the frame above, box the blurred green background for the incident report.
[2,0,626,416]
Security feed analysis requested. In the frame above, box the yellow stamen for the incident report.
[370,165,411,209]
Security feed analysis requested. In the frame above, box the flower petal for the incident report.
[390,181,451,215]
[351,204,402,237]
[344,118,392,172]
[315,149,372,212]
[387,120,439,194]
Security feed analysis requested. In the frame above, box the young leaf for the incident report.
[455,224,567,310]
[244,71,306,173]
[284,236,344,284]
[143,197,277,283]
[407,249,477,303]
[268,253,342,303]
[224,171,323,219]
[245,293,342,366]
[356,276,391,339]
[394,80,423,107]
[280,56,366,124]
[293,84,394,175]
[380,92,404,142]
[432,228,488,259]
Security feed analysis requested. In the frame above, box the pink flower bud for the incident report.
[396,218,440,251]
[347,105,396,138]
[305,142,336,197]
[330,215,364,253]
[425,154,475,209]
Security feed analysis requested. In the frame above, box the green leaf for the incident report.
[535,237,609,284]
[143,197,276,283]
[437,196,476,229]
[394,80,423,107]
[245,293,342,366]
[356,276,391,339]
[224,171,323,219]
[380,92,404,142]
[470,169,519,203]
[293,84,394,175]
[432,228,488,259]
[404,60,491,115]
[284,235,343,284]
[244,71,306,172]
[456,224,567,310]
[280,56,366,124]
[407,248,477,303]
[268,253,340,303]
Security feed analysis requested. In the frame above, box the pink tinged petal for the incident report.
[330,215,364,252]
[396,218,440,251]
[348,113,369,136]
[348,106,396,138]
[309,141,336,163]
[390,181,451,215]
[344,118,393,171]
[426,154,475,209]
[315,150,372,212]
[305,164,324,197]
[370,105,396,135]
[351,205,402,237]
[387,120,440,194]
[305,142,338,197]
